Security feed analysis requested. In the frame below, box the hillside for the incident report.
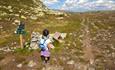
[0,0,48,18]
[0,0,115,70]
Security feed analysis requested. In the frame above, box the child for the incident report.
[39,29,54,64]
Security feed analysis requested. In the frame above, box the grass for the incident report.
[14,48,33,56]
[0,6,115,69]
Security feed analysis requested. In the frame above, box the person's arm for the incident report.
[48,43,55,49]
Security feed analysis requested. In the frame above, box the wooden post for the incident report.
[20,34,23,48]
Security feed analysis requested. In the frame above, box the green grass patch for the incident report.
[14,48,33,56]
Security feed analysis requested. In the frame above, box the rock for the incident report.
[14,19,20,23]
[9,9,13,12]
[111,52,115,58]
[37,12,45,16]
[53,32,61,40]
[67,60,75,65]
[30,15,38,20]
[30,42,38,50]
[3,47,12,52]
[89,59,94,65]
[73,34,77,37]
[7,6,12,9]
[61,33,67,39]
[12,22,16,25]
[0,25,3,29]
[31,32,41,42]
[17,63,22,68]
[5,48,12,52]
[21,15,27,19]
[73,42,76,47]
[67,44,71,47]
[79,34,84,38]
[1,12,7,16]
[53,32,67,40]
[56,17,64,20]
[69,33,73,36]
[14,14,19,17]
[28,60,36,67]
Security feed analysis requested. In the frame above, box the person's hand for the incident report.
[48,44,55,49]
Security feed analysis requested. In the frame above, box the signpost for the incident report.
[16,22,26,48]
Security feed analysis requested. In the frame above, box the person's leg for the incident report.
[41,55,45,63]
[45,57,50,63]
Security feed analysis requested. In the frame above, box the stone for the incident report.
[53,32,67,40]
[37,12,45,16]
[0,25,3,29]
[56,17,64,20]
[30,42,38,49]
[53,32,61,40]
[90,59,94,65]
[111,52,115,58]
[73,42,76,47]
[14,20,20,23]
[79,35,84,38]
[67,44,71,47]
[17,63,22,68]
[61,33,67,39]
[14,14,19,17]
[67,60,75,65]
[12,22,16,25]
[31,32,40,42]
[9,9,13,12]
[30,15,38,20]
[69,33,73,36]
[8,6,12,9]
[28,60,36,67]
[21,15,27,19]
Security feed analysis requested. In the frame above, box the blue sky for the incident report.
[42,0,115,12]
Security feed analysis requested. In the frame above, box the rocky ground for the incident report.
[0,0,115,70]
[0,12,115,70]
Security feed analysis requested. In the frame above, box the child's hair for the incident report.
[42,29,49,37]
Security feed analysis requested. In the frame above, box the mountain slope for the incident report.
[0,0,52,20]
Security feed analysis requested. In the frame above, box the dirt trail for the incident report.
[81,18,94,62]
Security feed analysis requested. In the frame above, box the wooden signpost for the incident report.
[16,22,26,48]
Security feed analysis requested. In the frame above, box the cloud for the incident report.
[61,0,115,12]
[85,0,115,10]
[42,0,59,4]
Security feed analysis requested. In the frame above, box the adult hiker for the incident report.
[39,29,54,64]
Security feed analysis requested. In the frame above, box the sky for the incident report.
[41,0,115,12]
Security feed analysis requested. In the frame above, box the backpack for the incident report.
[39,39,47,51]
